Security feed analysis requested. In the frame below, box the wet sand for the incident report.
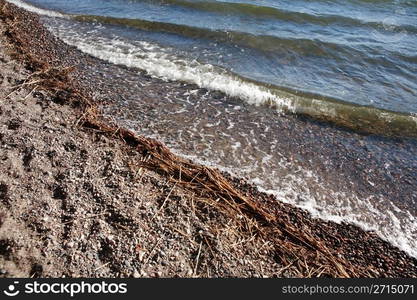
[0,0,416,277]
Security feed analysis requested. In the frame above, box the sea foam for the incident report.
[52,28,295,113]
[6,0,68,18]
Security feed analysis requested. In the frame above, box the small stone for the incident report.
[133,270,140,278]
[138,250,146,262]
[140,270,147,277]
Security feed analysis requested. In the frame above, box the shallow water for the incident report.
[11,0,417,129]
[8,0,417,258]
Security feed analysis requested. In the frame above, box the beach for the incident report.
[0,0,417,278]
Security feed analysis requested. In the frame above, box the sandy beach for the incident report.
[0,0,416,278]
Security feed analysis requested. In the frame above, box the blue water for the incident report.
[18,0,417,116]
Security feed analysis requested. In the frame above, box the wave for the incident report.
[69,15,417,85]
[48,21,417,138]
[352,0,417,5]
[73,14,358,58]
[131,0,417,33]
[5,1,359,58]
[45,28,297,112]
[7,0,417,137]
[255,173,417,260]
[6,0,68,18]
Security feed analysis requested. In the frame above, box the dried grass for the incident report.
[0,1,374,278]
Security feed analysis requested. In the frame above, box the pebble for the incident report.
[133,270,140,278]
[138,250,146,262]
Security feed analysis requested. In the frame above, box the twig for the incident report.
[24,86,37,100]
[189,171,201,184]
[151,183,176,221]
[167,225,199,247]
[94,262,110,272]
[143,238,163,267]
[193,242,203,277]
[5,86,21,99]
[74,110,91,127]
[13,78,45,89]
[138,169,146,182]
[202,235,215,258]
[276,260,295,276]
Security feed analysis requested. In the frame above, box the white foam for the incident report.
[137,130,417,259]
[6,0,68,18]
[48,25,295,113]
[253,169,417,259]
[411,114,417,126]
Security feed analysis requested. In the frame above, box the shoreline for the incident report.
[0,0,416,278]
[8,0,417,138]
